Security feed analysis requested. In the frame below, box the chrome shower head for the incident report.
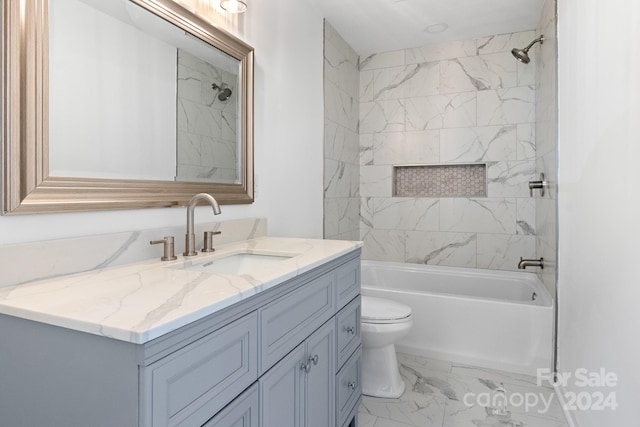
[511,35,544,64]
[217,87,232,101]
[211,83,232,101]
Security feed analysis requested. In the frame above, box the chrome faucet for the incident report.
[184,193,221,256]
[518,257,544,270]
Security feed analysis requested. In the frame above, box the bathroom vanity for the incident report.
[0,237,362,427]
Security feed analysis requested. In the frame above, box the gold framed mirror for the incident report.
[1,0,254,214]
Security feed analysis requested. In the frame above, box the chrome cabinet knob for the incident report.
[347,381,357,390]
[345,326,356,335]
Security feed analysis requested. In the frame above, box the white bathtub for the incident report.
[361,260,554,376]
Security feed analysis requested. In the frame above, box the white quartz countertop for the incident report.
[0,237,362,344]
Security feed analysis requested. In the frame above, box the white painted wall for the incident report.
[0,0,324,244]
[557,0,640,425]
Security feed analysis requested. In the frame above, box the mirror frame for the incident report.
[1,0,254,214]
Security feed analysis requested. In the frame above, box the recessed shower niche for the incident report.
[393,164,487,198]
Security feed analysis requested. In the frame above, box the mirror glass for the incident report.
[49,0,242,184]
[1,0,253,214]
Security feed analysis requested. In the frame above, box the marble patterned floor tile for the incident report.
[360,383,447,427]
[358,411,378,427]
[397,352,453,374]
[357,352,570,427]
[443,399,568,427]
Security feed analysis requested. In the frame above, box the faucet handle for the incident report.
[150,236,177,261]
[202,231,222,253]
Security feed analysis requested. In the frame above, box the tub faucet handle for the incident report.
[529,173,547,197]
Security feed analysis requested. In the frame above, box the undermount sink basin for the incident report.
[179,252,294,275]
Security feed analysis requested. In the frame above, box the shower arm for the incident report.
[523,36,544,52]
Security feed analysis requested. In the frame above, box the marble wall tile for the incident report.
[440,53,517,94]
[440,198,517,234]
[487,160,537,197]
[324,20,359,69]
[325,121,359,164]
[360,197,374,230]
[370,63,439,101]
[477,234,536,271]
[360,100,406,133]
[324,22,360,242]
[476,31,537,55]
[360,229,405,262]
[360,69,374,103]
[534,0,558,294]
[373,131,440,165]
[405,92,476,130]
[324,32,359,99]
[477,86,536,125]
[324,159,349,197]
[405,231,477,267]
[360,165,393,197]
[359,134,374,166]
[517,48,537,86]
[406,39,476,64]
[355,29,539,272]
[371,198,439,231]
[517,198,537,235]
[440,125,517,163]
[359,50,405,71]
[517,123,536,160]
[325,80,358,130]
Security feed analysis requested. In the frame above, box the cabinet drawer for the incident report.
[259,273,336,373]
[336,296,360,369]
[336,259,360,309]
[336,347,361,427]
[202,383,259,427]
[145,313,258,427]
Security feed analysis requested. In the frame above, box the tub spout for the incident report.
[518,257,544,270]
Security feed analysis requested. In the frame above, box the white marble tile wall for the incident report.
[359,30,538,271]
[324,21,360,241]
[0,218,266,288]
[535,0,558,295]
[177,49,239,183]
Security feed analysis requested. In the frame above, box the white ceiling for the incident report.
[307,0,544,56]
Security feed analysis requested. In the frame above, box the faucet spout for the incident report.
[518,257,544,270]
[184,193,221,256]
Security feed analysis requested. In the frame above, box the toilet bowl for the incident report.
[361,295,413,398]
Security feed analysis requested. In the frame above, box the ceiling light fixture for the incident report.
[220,0,247,13]
[424,23,448,34]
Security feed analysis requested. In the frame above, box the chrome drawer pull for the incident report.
[347,381,357,391]
[309,354,319,366]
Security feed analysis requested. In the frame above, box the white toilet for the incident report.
[360,295,413,398]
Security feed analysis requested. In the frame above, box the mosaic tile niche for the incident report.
[394,164,487,198]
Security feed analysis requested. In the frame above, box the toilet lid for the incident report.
[361,296,412,323]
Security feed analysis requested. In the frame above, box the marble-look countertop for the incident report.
[0,237,362,344]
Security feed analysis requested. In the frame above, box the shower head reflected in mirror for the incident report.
[511,35,544,64]
[211,83,232,101]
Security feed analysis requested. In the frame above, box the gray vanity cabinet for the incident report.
[259,319,336,427]
[0,250,361,427]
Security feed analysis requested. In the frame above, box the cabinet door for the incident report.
[260,344,306,427]
[305,321,336,427]
[202,383,259,427]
